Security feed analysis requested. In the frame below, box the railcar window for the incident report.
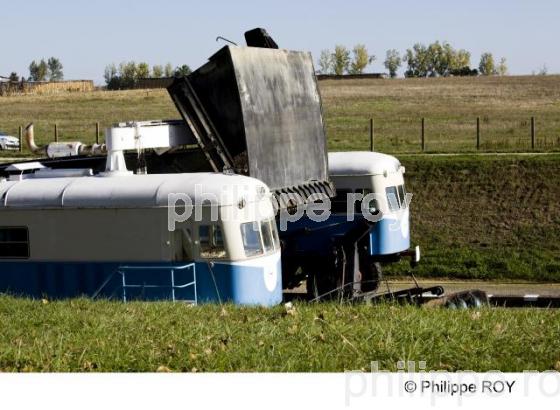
[332,189,353,213]
[180,228,194,260]
[199,225,226,259]
[240,222,264,257]
[397,184,407,208]
[260,220,275,253]
[385,187,400,212]
[0,227,29,259]
[270,219,280,250]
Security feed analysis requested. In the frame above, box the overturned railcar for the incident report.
[0,172,282,305]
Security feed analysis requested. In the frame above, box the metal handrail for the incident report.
[92,263,197,303]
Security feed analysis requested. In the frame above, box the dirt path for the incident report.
[387,280,560,297]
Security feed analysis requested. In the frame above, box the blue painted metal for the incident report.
[368,216,410,255]
[0,259,282,306]
[280,211,410,258]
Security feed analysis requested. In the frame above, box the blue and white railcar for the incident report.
[279,151,419,296]
[328,151,411,258]
[0,171,282,305]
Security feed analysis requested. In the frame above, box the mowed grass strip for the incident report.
[1,75,560,154]
[0,296,559,372]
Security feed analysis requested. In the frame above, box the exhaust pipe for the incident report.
[25,123,47,155]
[24,122,106,158]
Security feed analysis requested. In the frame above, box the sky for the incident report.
[0,0,558,84]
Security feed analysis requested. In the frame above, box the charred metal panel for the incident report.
[167,78,234,172]
[176,46,332,201]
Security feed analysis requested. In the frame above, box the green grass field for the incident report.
[1,75,560,154]
[1,297,559,372]
[322,75,560,152]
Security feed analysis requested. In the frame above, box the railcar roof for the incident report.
[328,151,401,176]
[0,172,270,209]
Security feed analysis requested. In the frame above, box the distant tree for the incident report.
[332,45,350,75]
[428,41,458,77]
[28,61,38,81]
[349,44,375,74]
[427,41,445,76]
[136,62,150,79]
[152,65,163,78]
[47,57,64,81]
[174,64,192,77]
[384,49,401,78]
[38,60,48,80]
[537,64,548,76]
[318,49,333,74]
[404,42,474,78]
[104,63,117,84]
[437,43,471,76]
[104,63,121,90]
[104,61,183,89]
[449,66,478,77]
[119,61,137,88]
[8,72,19,82]
[479,52,496,76]
[404,43,430,77]
[453,49,471,70]
[164,63,174,77]
[28,59,48,81]
[496,57,508,76]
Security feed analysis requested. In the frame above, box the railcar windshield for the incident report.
[386,184,407,212]
[241,222,263,257]
[386,186,399,212]
[397,184,407,208]
[240,218,280,257]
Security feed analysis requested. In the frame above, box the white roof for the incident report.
[328,151,401,176]
[0,172,270,209]
[5,162,46,172]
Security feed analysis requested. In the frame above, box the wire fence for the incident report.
[2,116,560,157]
[0,122,104,156]
[325,116,560,153]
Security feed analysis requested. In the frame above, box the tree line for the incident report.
[103,62,192,90]
[5,57,64,83]
[317,42,508,78]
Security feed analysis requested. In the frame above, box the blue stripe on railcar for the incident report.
[0,259,282,306]
[368,217,410,256]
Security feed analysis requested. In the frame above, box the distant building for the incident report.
[316,73,388,80]
[134,77,175,89]
[0,79,94,96]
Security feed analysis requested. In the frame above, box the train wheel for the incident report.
[306,272,321,300]
[307,270,343,301]
[360,260,382,293]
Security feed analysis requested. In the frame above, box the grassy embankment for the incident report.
[388,153,560,282]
